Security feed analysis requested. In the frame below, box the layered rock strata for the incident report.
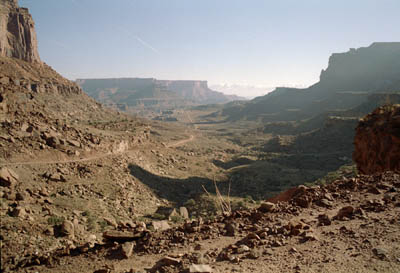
[0,0,41,63]
[353,104,400,174]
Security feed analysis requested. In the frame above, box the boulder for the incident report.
[158,256,181,266]
[152,220,171,231]
[0,77,10,85]
[224,222,236,236]
[155,206,179,219]
[67,139,81,148]
[0,167,19,188]
[258,202,276,212]
[11,206,26,218]
[189,264,213,273]
[335,206,355,220]
[179,206,189,219]
[103,230,143,242]
[318,213,332,226]
[61,220,75,238]
[43,172,66,182]
[120,242,134,258]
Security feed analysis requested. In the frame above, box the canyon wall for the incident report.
[0,0,41,63]
[219,43,400,122]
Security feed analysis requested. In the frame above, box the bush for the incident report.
[47,215,65,226]
[152,213,166,220]
[184,199,196,207]
[170,215,183,223]
[98,220,109,231]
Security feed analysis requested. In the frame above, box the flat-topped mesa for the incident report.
[0,0,41,63]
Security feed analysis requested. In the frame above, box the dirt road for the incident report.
[0,133,196,166]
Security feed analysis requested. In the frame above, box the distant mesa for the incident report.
[76,78,246,113]
[0,0,41,63]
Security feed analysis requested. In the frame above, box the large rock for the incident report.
[0,167,19,187]
[179,206,189,219]
[61,220,75,238]
[152,220,171,231]
[353,105,400,174]
[103,230,142,242]
[0,0,41,63]
[120,242,134,258]
[258,202,276,212]
[189,264,213,273]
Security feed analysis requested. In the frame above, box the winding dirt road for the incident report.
[166,134,195,148]
[0,133,196,167]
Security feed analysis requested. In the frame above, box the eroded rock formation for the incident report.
[353,104,400,174]
[0,0,41,63]
[218,43,400,122]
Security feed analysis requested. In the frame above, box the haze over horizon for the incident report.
[20,0,400,96]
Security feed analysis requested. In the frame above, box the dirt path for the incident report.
[0,152,114,167]
[166,134,195,148]
[0,133,197,166]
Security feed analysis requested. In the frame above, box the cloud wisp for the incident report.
[117,27,160,55]
[133,35,160,55]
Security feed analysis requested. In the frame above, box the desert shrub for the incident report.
[152,213,166,220]
[170,215,183,223]
[47,215,65,226]
[232,200,247,211]
[184,199,196,207]
[83,210,98,231]
[244,195,253,203]
[98,220,109,231]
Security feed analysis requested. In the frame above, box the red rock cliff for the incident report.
[0,0,41,63]
[353,104,400,174]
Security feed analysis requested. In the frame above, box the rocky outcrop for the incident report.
[353,104,400,174]
[319,43,400,92]
[0,0,41,63]
[218,43,400,122]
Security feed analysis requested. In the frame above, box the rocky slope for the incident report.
[353,104,400,174]
[0,0,41,63]
[4,170,399,273]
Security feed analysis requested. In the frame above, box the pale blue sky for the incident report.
[20,0,400,94]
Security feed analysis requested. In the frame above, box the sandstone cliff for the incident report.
[0,0,41,63]
[218,43,400,122]
[353,104,400,174]
[319,43,400,92]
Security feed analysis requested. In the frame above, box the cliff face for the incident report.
[353,105,400,174]
[0,0,41,63]
[219,43,400,122]
[319,43,400,92]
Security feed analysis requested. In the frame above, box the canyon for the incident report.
[0,1,399,272]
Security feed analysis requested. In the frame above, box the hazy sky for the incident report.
[20,0,400,95]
